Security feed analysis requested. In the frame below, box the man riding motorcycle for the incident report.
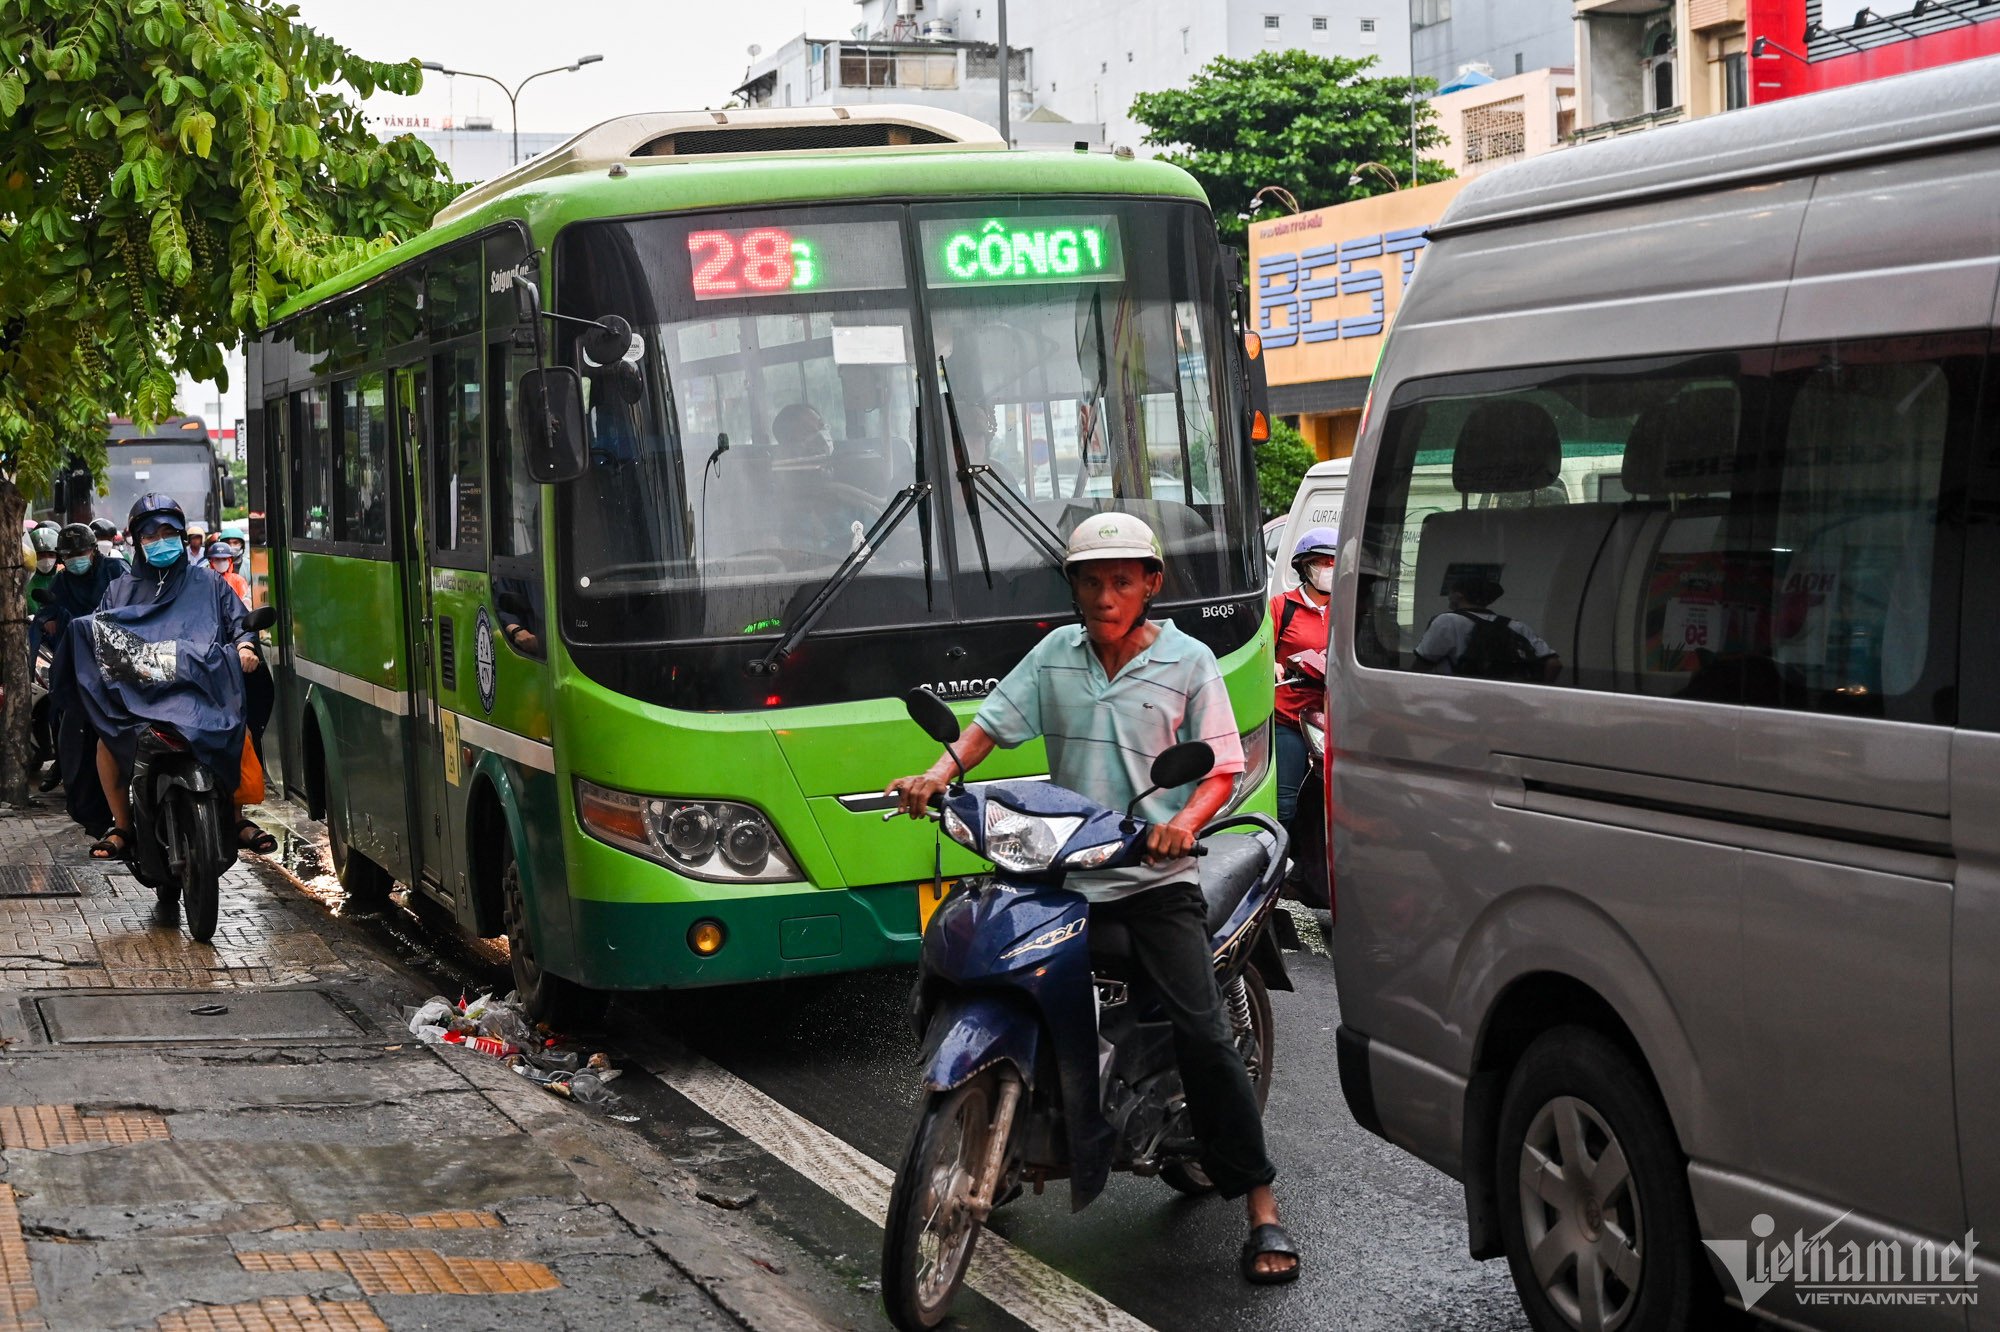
[1272,527,1335,905]
[51,494,277,862]
[888,513,1302,1284]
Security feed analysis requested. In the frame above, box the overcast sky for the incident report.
[180,0,864,424]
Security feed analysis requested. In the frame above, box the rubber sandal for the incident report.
[1241,1222,1301,1285]
[90,828,132,860]
[233,818,278,854]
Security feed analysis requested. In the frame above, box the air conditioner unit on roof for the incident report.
[432,105,1005,229]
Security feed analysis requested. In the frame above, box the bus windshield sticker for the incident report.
[685,219,905,301]
[831,325,908,366]
[919,216,1125,289]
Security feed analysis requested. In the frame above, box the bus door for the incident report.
[393,363,453,900]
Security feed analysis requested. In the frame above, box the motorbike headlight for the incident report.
[1303,719,1326,755]
[575,779,803,883]
[941,803,976,850]
[1063,841,1123,870]
[982,803,1082,874]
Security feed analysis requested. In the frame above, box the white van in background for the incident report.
[1270,457,1350,592]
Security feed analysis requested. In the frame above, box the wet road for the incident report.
[607,944,1532,1332]
[281,809,1531,1331]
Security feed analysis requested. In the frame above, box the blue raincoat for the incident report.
[51,558,252,783]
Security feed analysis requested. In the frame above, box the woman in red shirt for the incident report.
[1271,528,1336,846]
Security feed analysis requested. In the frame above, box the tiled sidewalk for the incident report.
[0,798,837,1332]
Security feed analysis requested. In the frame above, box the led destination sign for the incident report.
[921,216,1125,288]
[685,219,905,301]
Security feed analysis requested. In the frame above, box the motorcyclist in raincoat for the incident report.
[51,494,276,860]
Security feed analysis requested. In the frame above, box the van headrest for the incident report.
[1452,400,1561,494]
[1619,388,1738,497]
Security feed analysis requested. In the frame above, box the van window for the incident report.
[1356,338,1968,723]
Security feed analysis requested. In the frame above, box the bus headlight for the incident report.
[575,779,803,883]
[1222,720,1273,817]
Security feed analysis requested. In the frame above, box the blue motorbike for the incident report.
[881,688,1292,1330]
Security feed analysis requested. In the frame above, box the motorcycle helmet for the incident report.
[88,519,118,542]
[204,540,236,566]
[1289,526,1338,573]
[29,525,59,556]
[53,523,94,559]
[127,492,186,539]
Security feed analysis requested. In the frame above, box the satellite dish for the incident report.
[748,44,763,58]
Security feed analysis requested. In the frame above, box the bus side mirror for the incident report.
[222,475,239,508]
[519,367,589,483]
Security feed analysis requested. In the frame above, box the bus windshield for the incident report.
[555,199,1256,649]
[104,442,216,527]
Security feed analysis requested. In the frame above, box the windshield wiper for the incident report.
[936,357,1067,589]
[746,481,933,678]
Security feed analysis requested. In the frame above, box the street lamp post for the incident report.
[1348,161,1402,190]
[419,55,605,167]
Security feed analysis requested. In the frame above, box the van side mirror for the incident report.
[903,687,962,747]
[244,606,278,632]
[518,367,590,483]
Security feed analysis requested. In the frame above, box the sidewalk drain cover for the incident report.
[35,990,361,1044]
[0,866,81,898]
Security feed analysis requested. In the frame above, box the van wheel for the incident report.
[501,840,607,1030]
[327,797,394,908]
[1496,1027,1716,1332]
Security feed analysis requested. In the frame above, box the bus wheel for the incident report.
[500,839,608,1029]
[327,798,394,908]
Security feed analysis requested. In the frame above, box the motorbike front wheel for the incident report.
[170,789,222,943]
[881,1067,1014,1331]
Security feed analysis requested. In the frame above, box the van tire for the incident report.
[501,839,608,1030]
[1495,1026,1718,1332]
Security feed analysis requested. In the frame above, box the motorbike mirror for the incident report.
[29,586,50,607]
[1149,741,1215,792]
[902,687,961,747]
[243,606,278,632]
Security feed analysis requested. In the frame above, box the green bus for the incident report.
[248,106,1276,1021]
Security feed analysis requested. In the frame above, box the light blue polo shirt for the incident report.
[973,619,1245,903]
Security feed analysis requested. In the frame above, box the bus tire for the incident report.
[327,797,394,908]
[500,837,607,1030]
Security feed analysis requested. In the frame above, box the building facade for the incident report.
[1428,66,1577,176]
[367,112,574,184]
[1746,0,2000,102]
[1572,0,1749,137]
[1412,0,1574,84]
[739,0,1407,154]
[1247,177,1469,458]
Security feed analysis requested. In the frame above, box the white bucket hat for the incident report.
[1064,512,1163,569]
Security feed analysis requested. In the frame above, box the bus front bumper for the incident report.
[568,883,928,990]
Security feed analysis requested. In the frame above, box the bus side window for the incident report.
[289,386,330,542]
[333,372,389,547]
[432,344,485,557]
[488,341,544,659]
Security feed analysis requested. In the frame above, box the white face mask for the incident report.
[34,557,54,575]
[96,540,114,558]
[1308,564,1334,594]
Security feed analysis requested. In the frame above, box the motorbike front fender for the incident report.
[920,991,1040,1094]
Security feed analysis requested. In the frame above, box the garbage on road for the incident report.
[403,992,626,1111]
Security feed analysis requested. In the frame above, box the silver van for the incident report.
[1330,58,2000,1332]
